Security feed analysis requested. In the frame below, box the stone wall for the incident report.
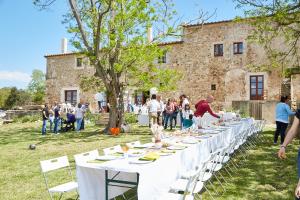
[46,20,288,114]
[46,54,99,110]
[291,74,300,107]
[160,21,282,109]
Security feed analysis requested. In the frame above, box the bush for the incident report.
[84,111,99,124]
[124,113,137,124]
[13,114,41,123]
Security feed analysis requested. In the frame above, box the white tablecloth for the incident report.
[76,119,252,200]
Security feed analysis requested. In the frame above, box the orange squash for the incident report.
[110,127,120,136]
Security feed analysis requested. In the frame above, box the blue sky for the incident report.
[0,0,244,89]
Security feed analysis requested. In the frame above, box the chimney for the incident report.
[147,26,153,43]
[61,38,68,53]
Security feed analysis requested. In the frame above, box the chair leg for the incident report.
[58,193,64,200]
[203,184,215,200]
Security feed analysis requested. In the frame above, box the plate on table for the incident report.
[96,155,121,161]
[197,135,212,139]
[127,150,145,157]
[129,158,154,164]
[159,150,176,156]
[207,130,220,134]
[167,145,186,150]
[181,139,198,144]
[134,143,154,149]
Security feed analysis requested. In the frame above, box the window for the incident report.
[76,58,83,67]
[250,75,264,100]
[211,84,216,90]
[233,42,243,54]
[65,90,77,105]
[158,51,167,64]
[214,44,223,56]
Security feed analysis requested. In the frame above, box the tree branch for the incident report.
[69,0,92,52]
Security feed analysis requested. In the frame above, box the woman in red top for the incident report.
[164,99,174,130]
[194,95,220,118]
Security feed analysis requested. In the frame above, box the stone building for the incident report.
[45,19,300,122]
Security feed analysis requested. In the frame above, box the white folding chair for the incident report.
[103,145,122,155]
[126,141,141,148]
[40,156,78,200]
[74,149,99,164]
[159,167,201,200]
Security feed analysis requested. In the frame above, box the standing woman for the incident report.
[179,95,189,129]
[274,96,295,144]
[171,98,179,129]
[75,103,84,132]
[164,99,174,130]
[278,109,300,199]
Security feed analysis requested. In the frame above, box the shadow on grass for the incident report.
[201,130,299,200]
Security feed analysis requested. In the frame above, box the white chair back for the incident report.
[74,150,99,164]
[40,156,70,173]
[126,141,141,148]
[103,145,122,155]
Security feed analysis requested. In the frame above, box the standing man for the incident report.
[53,102,61,134]
[194,95,220,118]
[41,103,49,135]
[274,96,295,144]
[75,103,85,132]
[95,92,103,112]
[148,94,161,127]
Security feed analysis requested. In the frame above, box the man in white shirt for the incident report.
[148,94,161,127]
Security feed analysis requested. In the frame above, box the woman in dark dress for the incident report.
[278,109,300,199]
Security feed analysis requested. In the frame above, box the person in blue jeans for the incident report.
[41,104,49,135]
[274,96,295,144]
[75,103,85,132]
[53,103,61,134]
[278,109,300,199]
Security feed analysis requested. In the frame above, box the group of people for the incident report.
[147,94,221,130]
[41,102,87,135]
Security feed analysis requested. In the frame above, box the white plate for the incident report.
[127,150,145,157]
[181,140,198,144]
[129,158,153,164]
[197,135,212,139]
[134,143,154,148]
[96,155,120,161]
[167,146,186,150]
[158,152,173,156]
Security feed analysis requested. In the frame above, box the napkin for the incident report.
[161,150,176,154]
[87,160,106,164]
[112,152,124,156]
[139,152,160,161]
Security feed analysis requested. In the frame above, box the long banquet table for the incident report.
[76,118,254,200]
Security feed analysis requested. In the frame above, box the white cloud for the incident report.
[0,70,31,83]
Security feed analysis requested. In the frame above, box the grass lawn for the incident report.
[0,122,299,200]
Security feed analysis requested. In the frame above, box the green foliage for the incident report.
[80,76,105,92]
[0,87,12,109]
[27,69,45,104]
[234,0,300,73]
[4,88,31,109]
[34,0,182,127]
[124,112,137,124]
[84,110,100,124]
[13,114,41,123]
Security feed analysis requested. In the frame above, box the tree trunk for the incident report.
[106,85,124,133]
